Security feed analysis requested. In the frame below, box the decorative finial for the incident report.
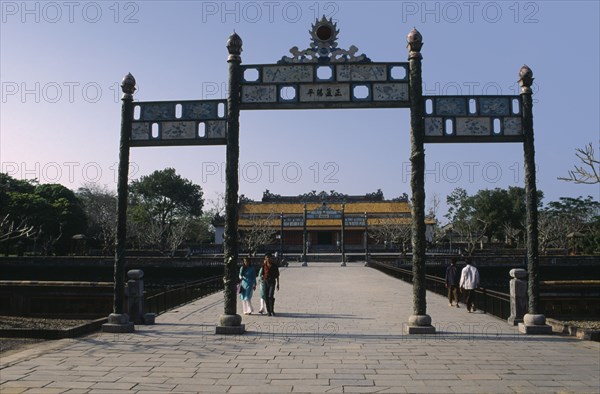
[279,17,370,64]
[121,73,136,97]
[407,28,423,59]
[518,64,534,94]
[227,31,243,61]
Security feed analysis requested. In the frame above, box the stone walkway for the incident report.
[1,263,598,393]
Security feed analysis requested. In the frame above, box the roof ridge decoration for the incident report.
[256,189,404,203]
[278,16,371,64]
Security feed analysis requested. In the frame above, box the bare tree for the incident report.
[537,212,567,254]
[240,213,277,256]
[426,193,443,246]
[369,219,412,255]
[206,191,226,217]
[503,222,522,247]
[426,193,441,220]
[0,214,35,243]
[167,218,191,256]
[454,218,489,256]
[558,142,600,184]
[537,210,585,254]
[140,220,168,251]
[77,184,117,255]
[39,223,64,256]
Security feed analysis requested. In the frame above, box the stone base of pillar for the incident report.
[507,316,523,326]
[518,313,552,335]
[143,313,156,325]
[215,324,246,334]
[340,261,346,266]
[302,262,308,266]
[102,313,134,333]
[404,314,436,334]
[215,314,245,335]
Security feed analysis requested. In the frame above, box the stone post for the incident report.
[508,268,528,325]
[302,204,308,266]
[216,32,245,335]
[517,65,551,335]
[364,212,369,265]
[103,73,136,334]
[280,212,284,259]
[126,269,155,325]
[340,204,346,266]
[405,28,435,334]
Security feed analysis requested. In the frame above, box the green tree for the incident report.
[0,173,36,217]
[33,184,87,255]
[445,186,543,251]
[129,168,204,251]
[1,174,87,255]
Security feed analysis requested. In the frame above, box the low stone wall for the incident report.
[546,318,600,341]
[0,281,115,318]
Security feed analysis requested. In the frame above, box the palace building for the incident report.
[214,190,435,255]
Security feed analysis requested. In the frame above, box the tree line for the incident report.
[2,169,598,256]
[439,187,599,255]
[0,169,214,256]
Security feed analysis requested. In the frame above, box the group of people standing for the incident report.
[445,257,480,313]
[238,253,280,316]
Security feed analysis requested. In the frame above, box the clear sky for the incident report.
[1,0,599,220]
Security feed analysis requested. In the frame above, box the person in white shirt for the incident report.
[459,258,480,312]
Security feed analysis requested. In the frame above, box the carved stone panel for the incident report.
[436,97,467,116]
[336,64,387,81]
[132,123,150,140]
[241,85,277,103]
[206,121,227,138]
[479,97,510,116]
[456,117,491,136]
[299,84,350,102]
[162,121,196,140]
[373,83,409,101]
[183,102,217,119]
[140,103,175,121]
[503,117,523,135]
[263,65,313,83]
[425,117,443,136]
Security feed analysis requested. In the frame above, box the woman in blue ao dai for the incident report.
[239,257,257,315]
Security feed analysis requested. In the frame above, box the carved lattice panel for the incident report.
[130,100,227,147]
[423,96,524,143]
[239,63,410,109]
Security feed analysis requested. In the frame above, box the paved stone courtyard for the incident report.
[1,262,598,393]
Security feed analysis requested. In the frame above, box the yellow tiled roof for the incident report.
[237,200,435,228]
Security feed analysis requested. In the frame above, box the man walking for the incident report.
[259,253,280,316]
[459,258,480,312]
[445,258,460,307]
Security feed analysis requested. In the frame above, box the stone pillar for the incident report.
[405,28,434,334]
[340,204,346,266]
[280,212,284,259]
[216,32,244,335]
[126,269,144,324]
[125,269,155,325]
[364,212,369,265]
[103,73,136,334]
[302,204,308,266]
[517,65,551,335]
[508,268,528,325]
